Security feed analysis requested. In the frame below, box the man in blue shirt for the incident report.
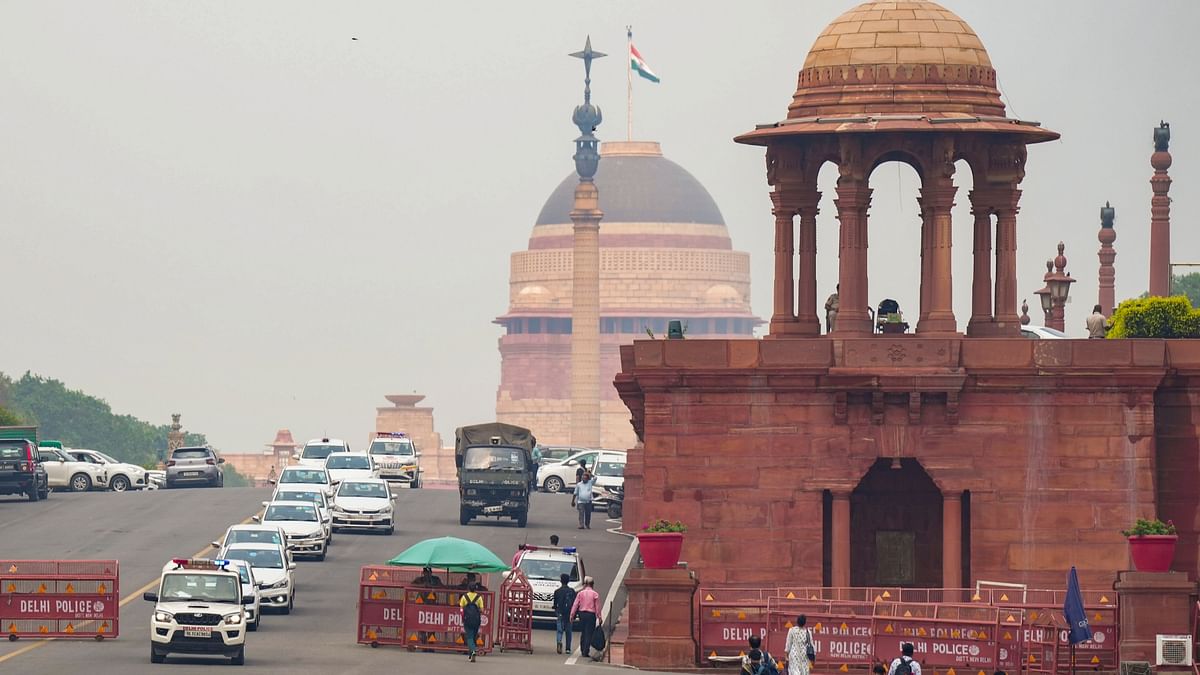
[571,469,597,529]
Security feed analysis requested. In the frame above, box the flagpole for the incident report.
[626,25,633,141]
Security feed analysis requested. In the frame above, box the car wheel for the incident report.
[543,476,564,493]
[150,645,165,664]
[39,483,49,500]
[70,473,92,492]
[248,617,258,632]
[317,549,326,562]
[110,475,130,492]
[516,509,528,528]
[281,596,292,615]
[230,644,245,666]
[385,525,395,535]
[459,505,471,526]
[27,484,40,502]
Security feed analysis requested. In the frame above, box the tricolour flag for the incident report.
[630,43,659,83]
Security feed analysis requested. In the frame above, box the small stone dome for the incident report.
[705,284,743,306]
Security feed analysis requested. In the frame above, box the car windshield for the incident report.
[265,504,318,522]
[172,449,210,460]
[520,558,579,582]
[231,565,251,585]
[227,530,283,546]
[277,491,322,505]
[280,469,327,484]
[369,440,415,456]
[338,482,387,498]
[160,574,239,603]
[595,460,626,478]
[463,447,524,471]
[224,549,284,569]
[327,455,370,469]
[94,451,121,464]
[301,444,339,460]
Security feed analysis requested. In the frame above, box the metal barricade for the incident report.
[697,587,773,662]
[766,599,876,671]
[871,602,1002,672]
[1,559,120,640]
[356,565,495,655]
[496,568,533,653]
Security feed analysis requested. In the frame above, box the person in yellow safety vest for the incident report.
[459,582,485,663]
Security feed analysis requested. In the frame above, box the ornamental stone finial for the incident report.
[569,36,605,180]
[1154,121,1171,152]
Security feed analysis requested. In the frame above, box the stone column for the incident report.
[918,200,931,326]
[833,182,872,335]
[795,189,822,336]
[992,188,1022,333]
[1114,571,1197,664]
[1098,203,1117,314]
[769,190,797,335]
[623,568,699,668]
[831,491,851,587]
[570,180,603,449]
[917,184,957,334]
[1149,124,1173,297]
[967,191,994,336]
[942,492,963,589]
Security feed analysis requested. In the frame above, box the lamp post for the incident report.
[1034,273,1052,327]
[1044,241,1075,332]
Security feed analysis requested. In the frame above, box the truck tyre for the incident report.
[459,506,471,526]
[110,475,130,492]
[70,473,92,492]
[543,476,565,493]
[516,509,528,528]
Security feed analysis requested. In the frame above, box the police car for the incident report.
[218,542,296,614]
[367,432,422,488]
[508,546,585,622]
[144,558,251,665]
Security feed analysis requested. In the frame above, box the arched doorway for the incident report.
[850,458,943,587]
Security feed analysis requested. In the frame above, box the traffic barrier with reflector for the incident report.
[0,559,119,641]
[356,564,495,655]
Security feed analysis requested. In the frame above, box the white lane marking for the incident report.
[563,534,638,666]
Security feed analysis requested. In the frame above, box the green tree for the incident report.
[0,405,23,426]
[1108,296,1200,338]
[1170,272,1200,307]
[222,464,251,488]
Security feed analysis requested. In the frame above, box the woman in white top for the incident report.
[783,614,814,675]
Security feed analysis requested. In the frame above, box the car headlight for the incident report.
[154,610,173,623]
[262,579,287,590]
[224,613,243,625]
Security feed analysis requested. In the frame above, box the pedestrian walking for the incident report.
[572,469,597,529]
[887,643,922,675]
[783,614,814,675]
[552,572,577,654]
[459,582,485,663]
[1087,304,1109,338]
[569,575,602,660]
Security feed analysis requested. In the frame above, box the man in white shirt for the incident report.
[571,469,597,529]
[887,643,922,675]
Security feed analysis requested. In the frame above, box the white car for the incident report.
[218,543,295,615]
[589,453,627,508]
[254,500,327,560]
[368,432,422,489]
[68,448,148,492]
[272,465,334,497]
[295,438,350,468]
[330,478,395,535]
[1021,326,1069,339]
[537,449,627,494]
[324,452,378,485]
[37,446,108,492]
[210,524,292,563]
[265,487,333,544]
[508,546,585,622]
[145,558,249,665]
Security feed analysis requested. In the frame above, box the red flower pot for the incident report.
[1128,534,1178,572]
[637,532,684,569]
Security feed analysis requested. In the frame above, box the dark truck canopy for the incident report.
[454,423,536,468]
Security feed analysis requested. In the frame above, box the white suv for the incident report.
[510,546,585,622]
[145,558,249,665]
[367,432,422,489]
[295,438,350,467]
[537,449,626,494]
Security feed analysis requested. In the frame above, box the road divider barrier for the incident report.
[1,560,120,641]
[357,565,495,655]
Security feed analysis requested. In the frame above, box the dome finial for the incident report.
[569,36,606,180]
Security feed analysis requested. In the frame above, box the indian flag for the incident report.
[630,43,660,83]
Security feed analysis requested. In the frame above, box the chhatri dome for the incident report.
[496,140,760,450]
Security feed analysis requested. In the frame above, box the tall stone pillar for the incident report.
[1149,122,1173,297]
[769,190,797,335]
[993,188,1022,334]
[967,191,994,336]
[831,491,851,587]
[795,190,822,336]
[833,181,872,335]
[917,184,957,334]
[942,493,963,589]
[1097,202,1116,313]
[166,413,184,466]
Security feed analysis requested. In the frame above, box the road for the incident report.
[0,486,656,673]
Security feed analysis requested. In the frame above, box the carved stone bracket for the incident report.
[872,391,885,425]
[908,392,922,424]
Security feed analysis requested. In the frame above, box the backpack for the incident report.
[894,656,915,675]
[462,593,482,629]
[555,586,577,617]
[755,653,780,675]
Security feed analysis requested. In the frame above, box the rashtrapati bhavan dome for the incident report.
[495,140,761,449]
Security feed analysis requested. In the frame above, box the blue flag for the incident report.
[1064,566,1093,644]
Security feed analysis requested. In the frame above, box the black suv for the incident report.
[165,446,225,488]
[0,439,50,501]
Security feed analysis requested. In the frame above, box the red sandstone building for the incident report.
[617,0,1200,594]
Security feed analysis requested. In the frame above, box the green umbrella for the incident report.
[385,536,510,573]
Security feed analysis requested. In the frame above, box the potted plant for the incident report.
[1122,518,1178,572]
[637,519,687,569]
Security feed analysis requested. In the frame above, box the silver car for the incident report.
[165,446,224,488]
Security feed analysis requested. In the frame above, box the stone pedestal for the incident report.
[623,568,698,669]
[1114,571,1197,665]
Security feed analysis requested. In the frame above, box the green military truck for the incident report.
[454,422,537,528]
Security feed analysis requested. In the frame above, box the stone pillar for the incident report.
[967,191,994,336]
[769,190,797,335]
[918,199,931,326]
[917,184,957,334]
[1149,123,1173,297]
[570,180,603,449]
[1098,203,1117,314]
[1114,571,1197,664]
[942,493,962,589]
[795,190,822,337]
[831,491,851,587]
[623,568,699,669]
[992,188,1022,334]
[166,413,184,465]
[833,182,872,335]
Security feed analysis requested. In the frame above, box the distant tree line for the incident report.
[0,372,248,486]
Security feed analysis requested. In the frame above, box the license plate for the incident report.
[483,505,502,513]
[183,627,211,638]
[184,471,201,477]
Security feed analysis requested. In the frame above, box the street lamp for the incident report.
[1043,242,1075,332]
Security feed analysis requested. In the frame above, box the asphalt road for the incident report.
[0,485,651,673]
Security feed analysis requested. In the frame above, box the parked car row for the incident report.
[0,437,157,501]
[535,447,627,508]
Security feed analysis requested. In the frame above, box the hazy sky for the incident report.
[2,1,1197,453]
